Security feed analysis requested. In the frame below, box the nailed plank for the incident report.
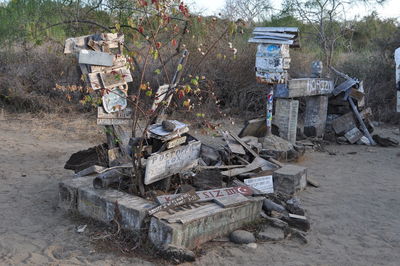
[156,186,253,204]
[100,71,128,88]
[229,132,259,158]
[148,191,200,215]
[221,157,277,177]
[78,50,114,66]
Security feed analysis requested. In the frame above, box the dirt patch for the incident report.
[0,113,399,265]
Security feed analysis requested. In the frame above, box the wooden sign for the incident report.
[156,186,253,204]
[97,107,132,125]
[166,136,187,149]
[148,191,200,215]
[79,50,114,66]
[144,141,201,185]
[244,175,274,194]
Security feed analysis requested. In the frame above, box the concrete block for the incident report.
[304,95,328,137]
[148,197,264,250]
[78,184,155,231]
[59,176,93,211]
[275,78,333,98]
[272,165,307,195]
[59,176,155,232]
[273,99,299,143]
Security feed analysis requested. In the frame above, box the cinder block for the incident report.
[273,165,307,195]
[59,176,93,211]
[273,99,299,143]
[304,95,328,137]
[148,197,264,250]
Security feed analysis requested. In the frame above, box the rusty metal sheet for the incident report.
[144,141,201,185]
[148,191,200,215]
[156,186,253,204]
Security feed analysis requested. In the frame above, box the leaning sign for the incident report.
[144,140,201,185]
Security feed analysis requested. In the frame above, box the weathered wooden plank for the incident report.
[144,141,201,185]
[249,38,294,45]
[254,27,299,33]
[166,136,187,149]
[100,71,127,88]
[221,157,277,177]
[276,78,334,98]
[332,112,357,134]
[156,186,254,204]
[78,50,114,66]
[213,194,249,208]
[148,191,200,215]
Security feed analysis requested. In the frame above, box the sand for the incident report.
[0,113,399,265]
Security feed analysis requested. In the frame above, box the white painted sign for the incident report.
[97,107,132,125]
[156,186,253,204]
[244,175,274,194]
[395,48,400,112]
[144,141,201,185]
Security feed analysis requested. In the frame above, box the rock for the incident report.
[258,226,285,241]
[263,198,286,213]
[259,135,303,162]
[260,212,289,229]
[161,245,195,263]
[287,227,308,244]
[246,243,258,249]
[285,197,305,216]
[162,120,177,132]
[230,230,256,244]
[282,213,310,232]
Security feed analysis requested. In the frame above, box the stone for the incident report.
[285,197,305,216]
[258,226,285,241]
[272,165,307,195]
[283,213,310,232]
[304,95,328,138]
[246,243,258,249]
[260,212,289,229]
[262,198,286,213]
[230,230,256,244]
[162,120,177,132]
[238,118,267,138]
[161,245,195,263]
[273,99,299,143]
[148,197,263,249]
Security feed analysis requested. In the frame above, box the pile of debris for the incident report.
[325,67,398,147]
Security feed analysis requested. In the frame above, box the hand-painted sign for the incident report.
[148,191,200,215]
[144,141,201,185]
[156,186,253,204]
[244,175,274,194]
[97,107,132,125]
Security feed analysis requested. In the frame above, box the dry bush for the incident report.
[0,42,85,113]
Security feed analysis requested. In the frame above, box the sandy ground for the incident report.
[0,113,400,265]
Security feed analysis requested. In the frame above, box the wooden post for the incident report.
[266,86,274,136]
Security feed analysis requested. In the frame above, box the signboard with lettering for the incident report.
[244,175,274,194]
[144,141,201,185]
[97,107,132,125]
[156,186,253,204]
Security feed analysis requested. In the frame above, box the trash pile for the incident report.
[60,32,314,263]
[325,67,398,147]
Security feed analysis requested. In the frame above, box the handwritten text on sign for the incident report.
[156,186,253,204]
[144,141,201,185]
